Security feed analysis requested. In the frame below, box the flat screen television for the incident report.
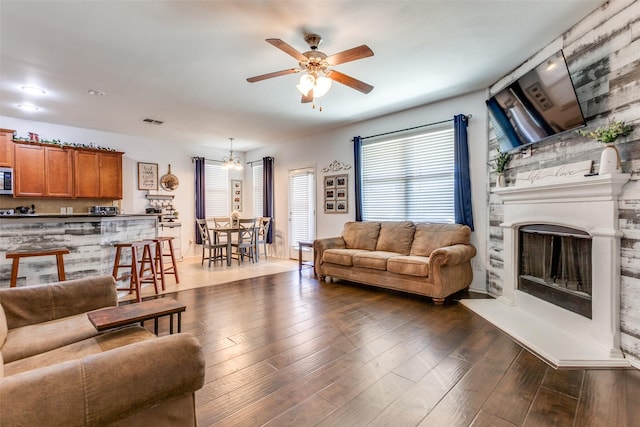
[486,50,586,153]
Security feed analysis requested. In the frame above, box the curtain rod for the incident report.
[191,156,223,164]
[246,159,261,166]
[357,114,472,141]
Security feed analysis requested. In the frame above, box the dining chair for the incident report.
[212,217,232,245]
[230,218,257,264]
[255,217,271,261]
[196,219,227,267]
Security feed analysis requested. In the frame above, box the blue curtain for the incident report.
[263,156,274,243]
[194,157,205,244]
[454,115,474,230]
[353,136,363,221]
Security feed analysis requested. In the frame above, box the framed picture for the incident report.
[324,201,336,212]
[325,189,335,200]
[138,162,158,190]
[324,174,347,214]
[231,180,242,212]
[324,176,336,188]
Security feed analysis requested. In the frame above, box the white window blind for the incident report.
[361,126,455,223]
[253,164,264,217]
[205,161,229,218]
[289,169,314,245]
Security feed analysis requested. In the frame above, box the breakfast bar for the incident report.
[0,215,157,287]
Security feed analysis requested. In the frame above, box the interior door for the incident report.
[288,167,315,260]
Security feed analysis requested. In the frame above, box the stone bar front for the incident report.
[0,215,157,287]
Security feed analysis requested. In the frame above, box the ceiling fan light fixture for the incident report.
[313,76,332,98]
[296,74,315,96]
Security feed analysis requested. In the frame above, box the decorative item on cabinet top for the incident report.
[12,134,119,151]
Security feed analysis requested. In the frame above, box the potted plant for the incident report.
[578,120,633,174]
[490,148,511,187]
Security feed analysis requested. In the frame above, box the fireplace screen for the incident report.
[518,225,592,318]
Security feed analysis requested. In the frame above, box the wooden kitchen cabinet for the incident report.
[14,143,45,197]
[0,128,15,167]
[99,152,122,199]
[45,146,74,197]
[74,149,123,199]
[14,142,74,198]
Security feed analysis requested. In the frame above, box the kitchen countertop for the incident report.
[0,213,159,219]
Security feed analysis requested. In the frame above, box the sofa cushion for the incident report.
[0,303,7,350]
[387,256,430,277]
[2,311,103,364]
[376,221,415,255]
[3,326,155,377]
[352,251,399,271]
[342,222,381,251]
[323,249,368,267]
[410,223,471,257]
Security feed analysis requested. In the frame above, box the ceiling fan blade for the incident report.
[325,45,374,66]
[326,70,374,94]
[246,68,299,83]
[266,38,307,62]
[301,89,313,103]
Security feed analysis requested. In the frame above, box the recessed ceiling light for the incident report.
[17,104,40,111]
[86,89,106,96]
[20,85,46,95]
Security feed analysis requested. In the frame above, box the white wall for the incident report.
[0,115,241,258]
[246,89,490,291]
[1,89,490,291]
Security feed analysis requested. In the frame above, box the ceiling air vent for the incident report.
[142,118,164,125]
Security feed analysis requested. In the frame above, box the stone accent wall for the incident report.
[0,216,156,287]
[487,0,640,362]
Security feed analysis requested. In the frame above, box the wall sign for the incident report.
[138,162,158,190]
[324,174,348,213]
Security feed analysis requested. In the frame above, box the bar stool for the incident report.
[5,248,70,287]
[112,241,158,302]
[153,236,180,291]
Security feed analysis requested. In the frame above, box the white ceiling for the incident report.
[0,1,605,152]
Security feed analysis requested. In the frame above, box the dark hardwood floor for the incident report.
[153,271,640,426]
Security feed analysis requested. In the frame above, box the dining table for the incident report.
[208,224,239,266]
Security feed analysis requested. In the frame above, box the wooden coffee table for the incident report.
[88,298,186,335]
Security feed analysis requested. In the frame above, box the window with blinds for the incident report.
[289,168,315,246]
[205,161,229,218]
[253,164,264,217]
[361,125,455,223]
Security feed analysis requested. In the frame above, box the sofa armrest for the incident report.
[0,333,205,426]
[429,244,477,268]
[313,237,345,275]
[0,275,118,329]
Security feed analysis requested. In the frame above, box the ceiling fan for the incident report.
[246,34,374,103]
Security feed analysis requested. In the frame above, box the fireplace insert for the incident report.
[518,224,592,318]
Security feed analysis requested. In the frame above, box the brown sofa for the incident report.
[0,276,205,426]
[314,221,476,304]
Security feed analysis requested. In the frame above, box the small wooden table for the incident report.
[88,298,186,335]
[298,241,314,274]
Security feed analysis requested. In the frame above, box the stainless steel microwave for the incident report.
[0,167,14,195]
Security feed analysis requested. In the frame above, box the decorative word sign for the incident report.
[515,161,593,186]
[322,160,351,173]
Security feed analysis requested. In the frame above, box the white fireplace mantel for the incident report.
[462,172,631,368]
[493,173,630,204]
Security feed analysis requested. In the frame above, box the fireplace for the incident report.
[462,170,631,367]
[518,224,592,318]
